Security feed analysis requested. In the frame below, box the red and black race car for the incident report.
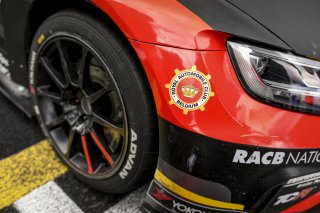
[1,0,320,212]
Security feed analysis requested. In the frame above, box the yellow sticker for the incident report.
[37,34,46,45]
[154,169,245,210]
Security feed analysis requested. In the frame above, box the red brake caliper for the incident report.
[90,131,114,166]
[81,135,94,174]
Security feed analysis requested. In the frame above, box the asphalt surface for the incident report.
[0,94,43,159]
[0,94,146,213]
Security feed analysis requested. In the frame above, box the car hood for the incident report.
[179,0,320,59]
[228,0,320,59]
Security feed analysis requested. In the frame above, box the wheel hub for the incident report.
[65,108,82,126]
[62,91,94,134]
[35,35,127,178]
[72,117,93,135]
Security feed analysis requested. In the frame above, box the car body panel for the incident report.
[178,0,291,51]
[144,118,320,212]
[227,0,320,59]
[0,0,319,212]
[91,0,213,50]
[0,0,34,86]
[130,39,320,149]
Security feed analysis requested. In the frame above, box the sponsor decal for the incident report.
[274,187,314,206]
[153,187,173,201]
[0,52,10,79]
[38,34,46,45]
[232,149,320,165]
[287,171,320,185]
[286,171,320,189]
[119,129,137,179]
[280,191,320,213]
[165,66,214,115]
[147,181,241,213]
[153,169,245,211]
[29,51,37,85]
[262,172,320,212]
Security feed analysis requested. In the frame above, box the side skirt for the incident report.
[0,74,34,118]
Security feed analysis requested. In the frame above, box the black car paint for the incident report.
[227,0,320,59]
[0,0,92,88]
[178,0,292,51]
[0,0,33,87]
[179,0,320,60]
[151,117,320,212]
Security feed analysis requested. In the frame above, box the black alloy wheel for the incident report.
[29,10,158,193]
[34,35,128,179]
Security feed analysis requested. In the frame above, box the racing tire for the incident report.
[28,9,158,193]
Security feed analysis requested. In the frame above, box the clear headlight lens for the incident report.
[227,41,320,114]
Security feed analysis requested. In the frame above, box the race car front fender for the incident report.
[129,38,320,212]
[129,38,320,149]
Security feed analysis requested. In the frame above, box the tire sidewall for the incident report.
[28,12,154,193]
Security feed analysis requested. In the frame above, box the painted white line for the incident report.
[14,181,83,213]
[105,185,148,213]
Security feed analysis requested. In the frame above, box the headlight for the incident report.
[227,41,320,115]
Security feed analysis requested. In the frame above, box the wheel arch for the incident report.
[25,0,160,113]
[26,0,119,58]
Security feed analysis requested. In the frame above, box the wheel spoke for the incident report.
[35,37,129,177]
[81,135,94,174]
[87,87,109,104]
[90,131,114,165]
[93,113,124,135]
[77,48,89,88]
[37,85,62,104]
[70,152,89,172]
[40,57,67,90]
[55,40,77,86]
[46,114,66,130]
[93,163,105,174]
[65,130,75,158]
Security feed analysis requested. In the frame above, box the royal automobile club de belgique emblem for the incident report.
[165,66,215,115]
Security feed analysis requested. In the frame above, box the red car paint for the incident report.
[130,41,320,149]
[87,1,320,212]
[91,0,320,150]
[91,0,212,49]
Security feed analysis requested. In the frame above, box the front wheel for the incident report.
[29,10,158,193]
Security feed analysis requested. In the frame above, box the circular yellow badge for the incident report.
[165,66,215,115]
